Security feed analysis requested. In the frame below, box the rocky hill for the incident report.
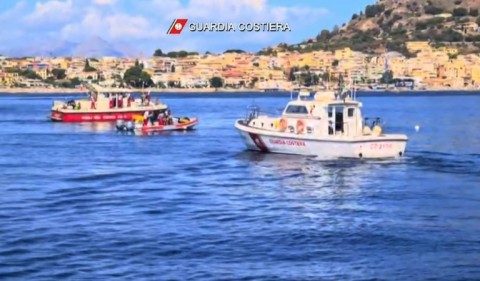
[274,0,480,56]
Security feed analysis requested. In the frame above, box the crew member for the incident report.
[143,110,150,126]
[146,92,151,104]
[90,95,96,109]
[118,94,124,108]
[127,94,132,107]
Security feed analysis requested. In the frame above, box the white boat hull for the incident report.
[235,120,407,159]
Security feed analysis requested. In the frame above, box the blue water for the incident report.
[0,92,479,280]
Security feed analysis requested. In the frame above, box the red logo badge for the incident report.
[167,19,188,35]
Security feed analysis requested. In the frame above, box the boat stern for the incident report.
[355,134,408,159]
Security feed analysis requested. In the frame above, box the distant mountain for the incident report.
[2,39,76,57]
[74,36,123,57]
[276,0,480,56]
[2,36,141,58]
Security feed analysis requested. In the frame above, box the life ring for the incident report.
[279,118,288,132]
[296,119,305,134]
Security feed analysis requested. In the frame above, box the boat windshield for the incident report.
[285,105,309,114]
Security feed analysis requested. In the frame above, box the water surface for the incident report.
[0,92,479,280]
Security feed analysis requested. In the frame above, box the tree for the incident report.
[209,76,224,88]
[123,64,152,88]
[453,8,468,17]
[424,5,443,15]
[51,68,66,80]
[70,77,81,87]
[321,71,330,82]
[316,29,331,42]
[380,70,394,84]
[351,13,359,20]
[365,4,385,18]
[469,8,479,17]
[250,77,259,87]
[83,59,96,72]
[153,49,164,56]
[288,66,299,81]
[165,50,191,58]
[5,68,42,80]
[224,49,245,53]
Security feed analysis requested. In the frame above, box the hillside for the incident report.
[272,0,480,56]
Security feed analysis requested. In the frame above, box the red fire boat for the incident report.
[50,84,167,122]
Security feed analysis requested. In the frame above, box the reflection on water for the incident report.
[52,121,116,133]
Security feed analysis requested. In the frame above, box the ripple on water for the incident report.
[0,94,480,280]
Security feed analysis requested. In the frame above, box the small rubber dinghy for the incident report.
[116,115,198,133]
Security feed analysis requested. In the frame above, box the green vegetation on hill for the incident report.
[153,49,199,58]
[123,60,153,87]
[83,59,96,72]
[278,0,480,56]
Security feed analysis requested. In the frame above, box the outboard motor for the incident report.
[116,120,125,131]
[125,121,135,131]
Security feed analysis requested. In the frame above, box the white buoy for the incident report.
[414,125,420,132]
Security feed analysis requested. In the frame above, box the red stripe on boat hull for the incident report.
[50,110,144,122]
[248,133,270,152]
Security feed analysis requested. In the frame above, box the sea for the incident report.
[0,91,479,280]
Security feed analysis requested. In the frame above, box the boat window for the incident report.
[348,108,355,117]
[328,107,333,118]
[285,105,309,114]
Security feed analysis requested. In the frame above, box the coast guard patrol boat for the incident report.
[235,85,408,159]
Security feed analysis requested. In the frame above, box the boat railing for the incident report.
[363,117,383,128]
[245,106,280,122]
[245,105,260,122]
[52,100,64,107]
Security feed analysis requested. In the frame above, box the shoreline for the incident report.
[0,87,479,94]
[0,87,264,94]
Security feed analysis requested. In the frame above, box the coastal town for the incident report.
[1,40,480,92]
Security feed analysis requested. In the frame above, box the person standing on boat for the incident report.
[166,109,173,125]
[143,110,150,126]
[90,94,96,110]
[146,92,151,105]
[127,93,132,107]
[118,94,124,108]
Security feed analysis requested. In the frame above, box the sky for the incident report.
[0,0,375,55]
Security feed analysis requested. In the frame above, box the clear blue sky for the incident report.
[0,0,375,55]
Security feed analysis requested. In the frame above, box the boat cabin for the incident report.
[246,88,380,138]
[282,91,364,137]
